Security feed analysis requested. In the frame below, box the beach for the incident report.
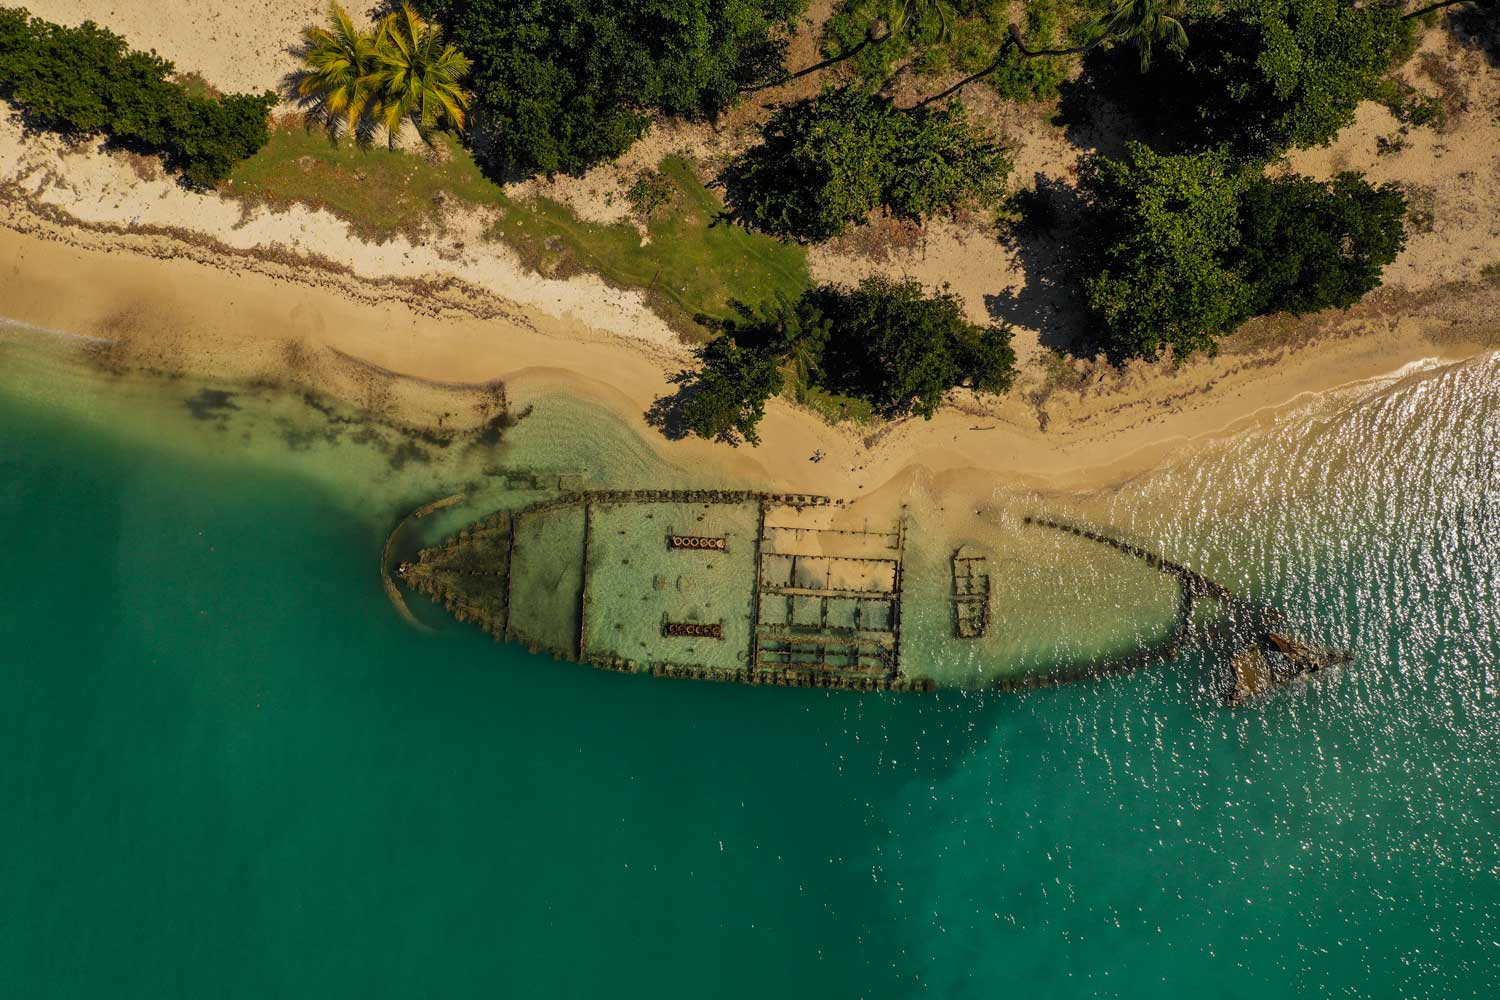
[2,2,1499,508]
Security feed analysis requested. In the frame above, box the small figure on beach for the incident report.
[810,449,824,463]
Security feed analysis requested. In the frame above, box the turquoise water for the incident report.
[3,353,1498,997]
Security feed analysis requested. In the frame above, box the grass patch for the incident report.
[226,126,809,337]
[791,383,876,426]
[492,157,810,336]
[226,124,507,238]
[1480,262,1500,287]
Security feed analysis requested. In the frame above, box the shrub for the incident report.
[729,86,1010,242]
[626,169,676,222]
[0,8,275,185]
[1078,144,1410,361]
[1078,144,1250,361]
[417,0,805,177]
[1238,172,1409,317]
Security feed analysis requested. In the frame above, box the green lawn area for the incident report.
[225,126,809,337]
[492,157,810,336]
[226,126,506,236]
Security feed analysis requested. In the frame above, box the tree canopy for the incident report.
[677,335,785,446]
[662,276,1016,444]
[1078,143,1250,361]
[298,3,472,147]
[1237,172,1408,317]
[1144,0,1414,158]
[811,276,1016,417]
[1078,143,1409,361]
[416,0,805,176]
[728,86,1009,242]
[0,7,275,184]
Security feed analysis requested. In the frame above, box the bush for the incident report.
[625,169,675,222]
[1143,0,1413,159]
[1078,144,1409,361]
[664,276,1016,443]
[0,8,275,185]
[729,86,1010,242]
[418,0,805,177]
[1078,144,1250,361]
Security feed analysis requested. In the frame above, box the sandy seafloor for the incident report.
[2,322,1498,997]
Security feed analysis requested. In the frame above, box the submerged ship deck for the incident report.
[400,490,932,691]
[396,491,1345,700]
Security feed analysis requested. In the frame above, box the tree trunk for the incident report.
[904,26,1102,110]
[1401,0,1479,17]
[744,27,892,93]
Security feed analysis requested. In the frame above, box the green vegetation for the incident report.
[677,336,785,445]
[0,7,275,184]
[297,3,471,147]
[822,0,1194,104]
[823,0,1093,101]
[228,134,807,331]
[1140,0,1414,158]
[661,276,1016,443]
[1078,143,1409,361]
[1078,144,1248,362]
[416,0,806,177]
[493,158,810,330]
[1237,172,1410,317]
[227,127,503,234]
[625,169,676,223]
[728,86,1009,242]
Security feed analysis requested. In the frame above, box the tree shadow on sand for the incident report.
[643,367,704,442]
[1052,47,1198,158]
[986,174,1094,355]
[1448,6,1500,65]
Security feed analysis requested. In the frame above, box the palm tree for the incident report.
[1093,0,1188,71]
[882,0,958,45]
[772,297,830,392]
[368,2,473,149]
[297,3,379,135]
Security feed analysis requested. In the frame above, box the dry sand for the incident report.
[3,2,1500,505]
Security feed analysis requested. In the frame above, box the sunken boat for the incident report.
[389,489,1348,703]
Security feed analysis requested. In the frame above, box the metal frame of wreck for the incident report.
[489,489,933,692]
[394,493,1332,698]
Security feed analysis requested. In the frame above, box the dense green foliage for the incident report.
[1143,0,1414,158]
[417,0,805,176]
[678,336,785,445]
[1078,143,1409,361]
[669,276,1016,442]
[729,86,1009,242]
[822,0,1086,102]
[1078,144,1249,361]
[811,276,1017,416]
[1237,172,1409,317]
[0,7,274,184]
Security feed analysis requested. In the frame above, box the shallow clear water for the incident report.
[2,343,1497,997]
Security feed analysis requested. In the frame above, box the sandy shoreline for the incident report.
[3,2,1499,503]
[3,188,1495,503]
